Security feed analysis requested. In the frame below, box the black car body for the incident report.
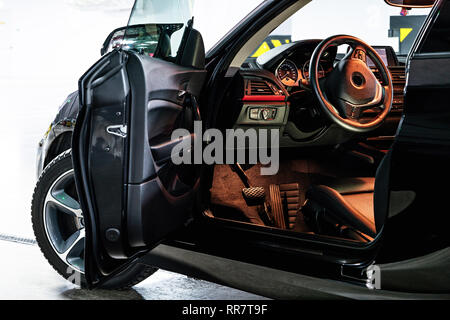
[35,0,450,298]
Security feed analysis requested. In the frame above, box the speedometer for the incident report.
[276,60,299,87]
[302,60,325,80]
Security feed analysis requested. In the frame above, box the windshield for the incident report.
[123,0,263,57]
[121,0,432,62]
[250,0,432,62]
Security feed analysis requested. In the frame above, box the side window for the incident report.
[419,1,450,53]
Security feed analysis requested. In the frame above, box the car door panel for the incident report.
[126,53,206,185]
[376,0,450,266]
[72,51,131,285]
[73,27,206,286]
[77,51,130,263]
[125,52,206,247]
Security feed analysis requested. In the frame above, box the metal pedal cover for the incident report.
[269,184,285,229]
[242,187,266,206]
[269,183,300,230]
[279,183,301,230]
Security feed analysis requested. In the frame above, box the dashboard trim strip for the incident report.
[242,95,286,102]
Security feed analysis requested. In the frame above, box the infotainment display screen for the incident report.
[367,48,389,67]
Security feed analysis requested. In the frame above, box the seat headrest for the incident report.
[179,28,205,69]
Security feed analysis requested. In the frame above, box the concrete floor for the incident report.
[0,236,266,300]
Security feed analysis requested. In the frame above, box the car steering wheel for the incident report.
[309,35,393,133]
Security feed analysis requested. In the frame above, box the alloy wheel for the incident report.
[43,169,85,273]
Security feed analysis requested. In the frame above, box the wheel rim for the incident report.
[43,169,85,274]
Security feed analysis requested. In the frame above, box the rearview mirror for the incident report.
[384,0,436,8]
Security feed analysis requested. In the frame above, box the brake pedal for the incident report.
[228,164,272,225]
[229,163,266,206]
[242,186,266,206]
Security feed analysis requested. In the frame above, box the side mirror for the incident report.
[384,0,436,8]
[101,27,127,56]
[100,24,184,57]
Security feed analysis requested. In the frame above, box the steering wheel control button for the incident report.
[354,49,366,61]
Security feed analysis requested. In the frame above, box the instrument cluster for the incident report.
[275,48,335,87]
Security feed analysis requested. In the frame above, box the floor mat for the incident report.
[209,151,375,229]
[210,161,311,226]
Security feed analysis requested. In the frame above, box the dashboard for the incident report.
[233,40,405,148]
[254,39,337,89]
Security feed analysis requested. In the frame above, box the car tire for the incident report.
[31,149,157,289]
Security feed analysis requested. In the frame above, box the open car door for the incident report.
[72,17,207,287]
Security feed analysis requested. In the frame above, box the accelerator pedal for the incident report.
[269,183,301,230]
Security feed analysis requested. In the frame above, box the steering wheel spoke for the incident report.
[344,103,363,120]
[346,101,383,120]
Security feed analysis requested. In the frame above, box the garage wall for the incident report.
[0,0,134,237]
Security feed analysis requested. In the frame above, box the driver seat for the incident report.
[303,153,391,238]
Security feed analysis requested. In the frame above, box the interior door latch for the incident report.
[106,125,127,138]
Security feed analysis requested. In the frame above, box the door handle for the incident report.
[106,125,127,138]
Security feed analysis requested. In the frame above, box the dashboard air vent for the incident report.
[372,66,406,86]
[389,66,406,84]
[249,80,275,95]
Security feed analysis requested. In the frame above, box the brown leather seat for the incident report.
[305,178,376,237]
[325,177,375,195]
[304,151,397,239]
